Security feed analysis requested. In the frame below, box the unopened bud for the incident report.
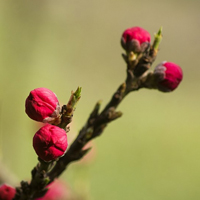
[33,124,68,162]
[25,88,61,124]
[154,61,183,92]
[35,180,72,200]
[121,26,151,53]
[0,184,16,200]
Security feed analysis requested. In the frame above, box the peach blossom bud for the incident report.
[33,124,68,162]
[25,88,60,124]
[154,61,183,92]
[0,184,16,200]
[121,26,151,53]
[35,180,72,200]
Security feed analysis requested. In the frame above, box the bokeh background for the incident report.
[0,0,200,199]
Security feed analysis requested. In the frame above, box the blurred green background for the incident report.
[0,0,200,199]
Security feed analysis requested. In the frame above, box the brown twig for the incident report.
[13,28,162,199]
[48,44,158,181]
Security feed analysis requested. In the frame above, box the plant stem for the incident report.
[48,67,140,181]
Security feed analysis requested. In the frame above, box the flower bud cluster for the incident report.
[25,88,68,162]
[121,26,183,92]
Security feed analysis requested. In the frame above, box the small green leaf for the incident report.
[153,27,163,52]
[74,87,82,99]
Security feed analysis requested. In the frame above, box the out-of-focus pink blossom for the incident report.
[121,26,151,53]
[154,61,183,92]
[25,88,60,124]
[33,124,68,162]
[79,142,96,165]
[0,184,16,200]
[36,179,72,200]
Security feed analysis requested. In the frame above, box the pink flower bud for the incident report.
[35,180,73,200]
[154,61,183,92]
[79,142,96,165]
[121,26,151,53]
[33,124,68,162]
[0,184,16,200]
[25,88,61,124]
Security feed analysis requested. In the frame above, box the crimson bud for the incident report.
[33,124,68,162]
[154,61,183,92]
[121,26,151,53]
[0,184,16,200]
[25,88,60,124]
